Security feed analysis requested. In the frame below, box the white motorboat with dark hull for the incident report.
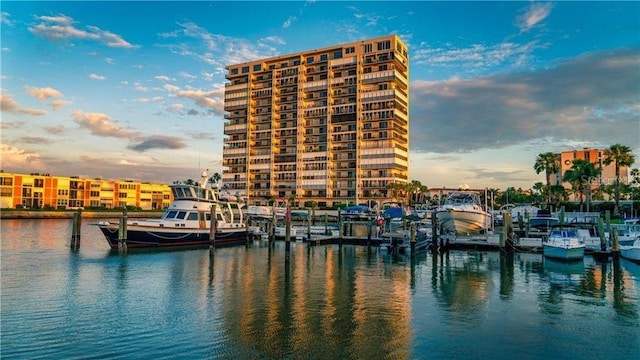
[437,191,492,235]
[97,172,247,249]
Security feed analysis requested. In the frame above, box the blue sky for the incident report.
[1,1,639,190]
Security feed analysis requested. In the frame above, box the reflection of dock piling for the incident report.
[118,209,127,253]
[70,209,82,250]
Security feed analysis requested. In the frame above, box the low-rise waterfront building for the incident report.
[0,171,172,210]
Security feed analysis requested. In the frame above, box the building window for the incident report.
[306,57,314,64]
[0,177,12,186]
[253,64,262,71]
[230,68,238,75]
[377,40,391,51]
[241,66,249,74]
[345,46,355,54]
[320,54,328,61]
[364,43,372,53]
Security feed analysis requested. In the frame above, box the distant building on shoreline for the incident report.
[223,34,410,208]
[555,148,630,200]
[0,171,172,210]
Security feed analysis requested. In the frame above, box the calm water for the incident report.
[1,218,639,360]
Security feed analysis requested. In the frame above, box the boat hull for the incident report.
[543,244,585,261]
[438,209,492,235]
[98,224,248,249]
[620,246,640,263]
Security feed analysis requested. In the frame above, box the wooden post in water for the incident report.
[431,211,438,249]
[245,213,250,247]
[324,213,328,236]
[285,205,291,258]
[611,227,620,261]
[597,218,607,252]
[410,222,416,255]
[307,208,311,241]
[501,211,511,249]
[70,209,82,249]
[118,209,128,253]
[338,214,344,246]
[209,205,217,254]
[272,210,277,243]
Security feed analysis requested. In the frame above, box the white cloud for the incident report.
[89,73,106,80]
[283,16,296,28]
[29,14,137,48]
[516,2,553,32]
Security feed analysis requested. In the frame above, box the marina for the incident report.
[2,217,639,359]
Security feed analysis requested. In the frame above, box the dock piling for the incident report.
[70,209,82,250]
[118,209,127,253]
[431,211,438,249]
[285,206,291,259]
[611,227,620,261]
[209,205,217,254]
[410,223,416,255]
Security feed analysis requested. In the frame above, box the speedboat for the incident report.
[97,171,248,249]
[437,191,492,235]
[619,238,640,263]
[543,227,585,261]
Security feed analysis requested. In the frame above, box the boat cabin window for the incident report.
[550,229,577,237]
[195,188,206,200]
[187,212,198,221]
[164,210,178,219]
[176,211,187,220]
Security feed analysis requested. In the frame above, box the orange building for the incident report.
[557,148,630,198]
[0,172,172,210]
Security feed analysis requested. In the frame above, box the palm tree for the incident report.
[208,172,222,188]
[534,152,559,208]
[603,144,636,217]
[386,182,401,201]
[563,159,600,211]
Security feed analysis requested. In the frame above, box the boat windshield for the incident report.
[550,229,578,238]
[445,193,478,205]
[172,186,194,200]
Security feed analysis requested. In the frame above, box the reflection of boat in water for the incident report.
[544,257,585,285]
[543,227,585,261]
[97,171,247,249]
[620,257,640,279]
[437,191,492,235]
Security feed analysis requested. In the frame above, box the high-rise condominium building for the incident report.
[223,34,409,208]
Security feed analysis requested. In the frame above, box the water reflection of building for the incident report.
[208,244,412,358]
